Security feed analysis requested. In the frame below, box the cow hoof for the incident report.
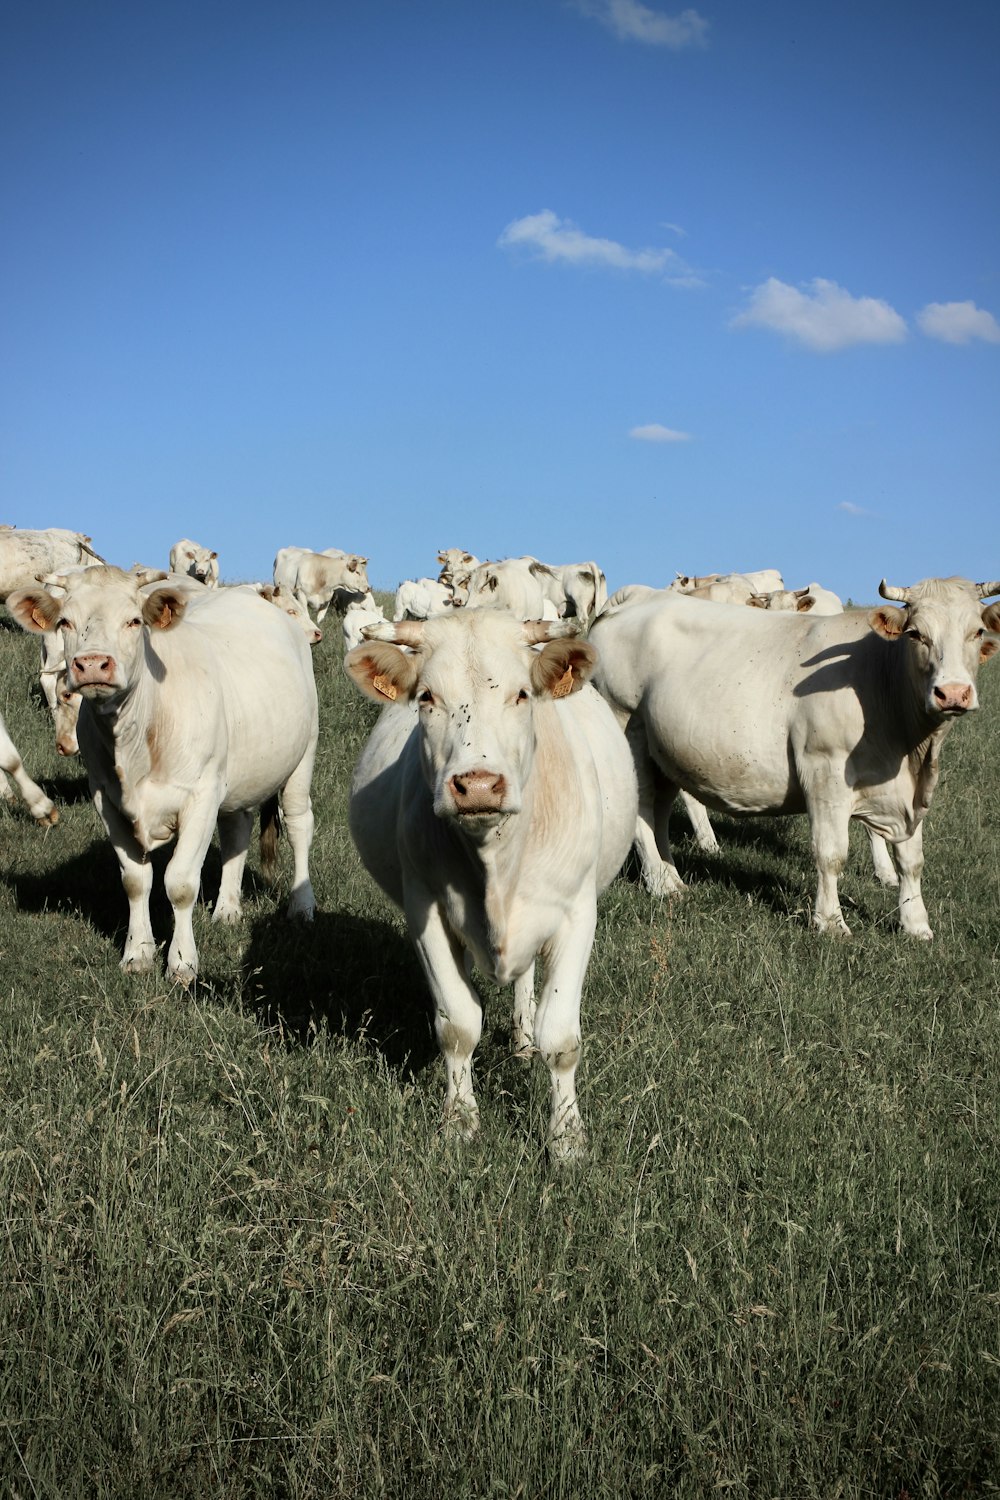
[905,924,933,942]
[121,949,156,974]
[813,916,852,939]
[168,963,197,988]
[212,904,242,926]
[548,1126,588,1165]
[646,872,687,899]
[442,1103,480,1140]
[286,889,316,922]
[33,804,59,827]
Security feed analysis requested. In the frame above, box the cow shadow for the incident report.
[0,838,151,943]
[238,907,437,1080]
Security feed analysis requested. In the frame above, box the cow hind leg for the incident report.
[867,829,899,887]
[678,790,719,853]
[893,824,932,940]
[512,963,536,1059]
[0,730,57,826]
[534,892,597,1163]
[214,809,253,924]
[627,717,686,897]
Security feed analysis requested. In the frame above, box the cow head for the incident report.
[254,583,322,645]
[869,577,1000,717]
[345,611,595,833]
[7,566,189,702]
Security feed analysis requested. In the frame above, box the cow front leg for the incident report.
[214,809,253,924]
[163,800,220,984]
[893,824,932,940]
[627,716,685,896]
[406,888,483,1137]
[534,891,597,1162]
[0,730,57,826]
[92,788,157,971]
[280,753,316,921]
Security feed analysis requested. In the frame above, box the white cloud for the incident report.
[498,209,701,284]
[837,501,875,517]
[574,0,709,48]
[917,300,1000,345]
[630,423,692,442]
[731,277,908,352]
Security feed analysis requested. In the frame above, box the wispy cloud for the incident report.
[573,0,709,48]
[498,209,701,284]
[917,300,1000,345]
[630,423,692,442]
[731,277,908,352]
[837,501,879,518]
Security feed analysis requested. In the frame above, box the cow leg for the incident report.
[808,804,852,936]
[627,717,686,896]
[163,801,221,983]
[678,790,719,853]
[512,963,536,1059]
[867,830,899,887]
[214,808,253,924]
[407,890,483,1136]
[280,755,316,921]
[0,725,57,825]
[93,787,157,972]
[893,824,932,940]
[534,890,596,1162]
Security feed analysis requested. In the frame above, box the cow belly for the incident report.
[644,687,802,815]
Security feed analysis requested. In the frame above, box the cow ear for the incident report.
[981,603,1000,660]
[747,594,767,609]
[142,587,188,631]
[869,606,905,640]
[6,587,61,634]
[255,583,276,601]
[345,642,418,703]
[796,594,816,612]
[530,639,597,699]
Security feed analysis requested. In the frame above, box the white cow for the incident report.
[749,583,845,615]
[9,567,318,982]
[590,576,1000,940]
[463,558,550,619]
[342,591,388,651]
[671,568,784,596]
[250,584,322,645]
[437,548,480,585]
[0,527,104,601]
[0,711,58,824]
[394,577,457,621]
[273,546,370,623]
[346,610,638,1158]
[168,539,219,587]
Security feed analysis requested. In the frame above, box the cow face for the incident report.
[869,577,1000,717]
[7,567,188,702]
[346,612,594,833]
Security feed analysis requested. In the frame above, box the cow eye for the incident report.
[57,617,72,630]
[126,616,142,628]
[516,688,530,704]
[417,688,434,707]
[904,628,927,645]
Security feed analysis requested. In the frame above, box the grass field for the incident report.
[1,599,998,1498]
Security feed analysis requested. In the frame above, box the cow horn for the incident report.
[521,619,583,645]
[974,580,1000,599]
[878,579,911,602]
[793,586,811,598]
[361,620,425,646]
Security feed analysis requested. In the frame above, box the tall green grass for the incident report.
[1,604,998,1498]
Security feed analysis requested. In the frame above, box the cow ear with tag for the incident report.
[5,587,61,635]
[530,639,597,699]
[981,603,1000,660]
[142,588,188,632]
[345,642,419,703]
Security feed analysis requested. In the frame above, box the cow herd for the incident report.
[1,524,998,1158]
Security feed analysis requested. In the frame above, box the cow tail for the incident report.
[260,795,281,886]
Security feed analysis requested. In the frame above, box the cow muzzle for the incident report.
[70,652,119,694]
[447,770,509,816]
[932,681,976,714]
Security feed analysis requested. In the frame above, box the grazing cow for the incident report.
[8,567,318,982]
[0,528,104,601]
[250,584,322,645]
[554,562,609,625]
[346,610,638,1158]
[394,577,457,621]
[168,539,219,587]
[0,711,58,824]
[437,548,480,585]
[590,576,1000,939]
[273,546,370,623]
[749,583,844,615]
[342,591,388,651]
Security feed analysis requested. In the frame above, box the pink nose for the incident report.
[448,770,507,813]
[933,682,973,712]
[71,652,116,685]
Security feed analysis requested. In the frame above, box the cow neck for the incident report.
[102,665,158,808]
[455,771,538,948]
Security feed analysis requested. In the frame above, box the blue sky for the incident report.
[2,0,997,603]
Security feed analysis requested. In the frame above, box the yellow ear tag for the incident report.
[373,673,398,701]
[154,604,173,629]
[31,608,49,630]
[551,665,575,699]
